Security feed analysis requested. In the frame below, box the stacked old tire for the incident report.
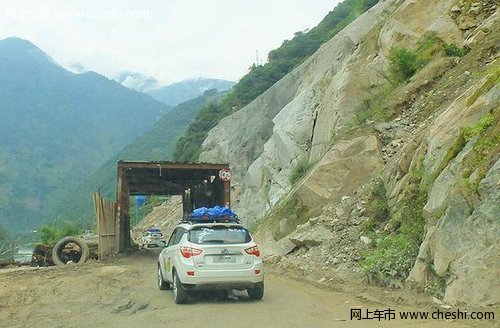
[52,236,90,265]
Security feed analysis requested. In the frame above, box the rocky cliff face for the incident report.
[201,0,394,218]
[200,0,499,306]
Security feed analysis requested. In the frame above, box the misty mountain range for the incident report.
[114,72,234,107]
[0,37,231,233]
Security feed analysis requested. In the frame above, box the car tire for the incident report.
[158,264,170,290]
[247,281,264,300]
[172,271,189,304]
[52,236,90,266]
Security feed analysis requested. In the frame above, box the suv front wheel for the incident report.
[247,281,264,300]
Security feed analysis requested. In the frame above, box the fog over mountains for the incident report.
[114,72,234,107]
[0,37,170,233]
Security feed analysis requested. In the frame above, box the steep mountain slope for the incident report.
[173,0,380,162]
[199,0,499,306]
[51,90,226,225]
[147,78,234,107]
[0,38,168,233]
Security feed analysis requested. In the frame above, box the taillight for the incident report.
[180,246,202,258]
[245,246,260,257]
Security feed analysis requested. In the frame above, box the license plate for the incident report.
[213,255,236,263]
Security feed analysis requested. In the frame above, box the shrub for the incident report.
[388,48,419,83]
[361,233,418,284]
[361,170,426,286]
[462,113,495,141]
[290,159,315,185]
[366,178,389,223]
[443,43,467,57]
[415,33,443,64]
[40,222,82,246]
[388,33,446,84]
[462,112,499,190]
[355,91,391,123]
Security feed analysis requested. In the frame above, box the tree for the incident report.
[40,222,82,245]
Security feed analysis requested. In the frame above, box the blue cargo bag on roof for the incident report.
[191,207,208,217]
[190,206,236,219]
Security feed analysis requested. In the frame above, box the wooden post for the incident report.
[224,180,231,207]
[122,190,131,249]
[182,189,189,218]
[115,167,126,252]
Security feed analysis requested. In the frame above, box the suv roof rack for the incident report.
[180,215,240,225]
[182,206,240,225]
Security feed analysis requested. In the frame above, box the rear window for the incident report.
[188,226,251,245]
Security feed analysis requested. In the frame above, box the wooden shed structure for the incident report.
[111,161,231,252]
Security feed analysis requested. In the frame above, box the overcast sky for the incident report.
[0,0,341,85]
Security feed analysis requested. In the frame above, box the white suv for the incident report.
[141,229,165,248]
[157,221,264,304]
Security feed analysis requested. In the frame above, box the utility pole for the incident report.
[255,50,260,66]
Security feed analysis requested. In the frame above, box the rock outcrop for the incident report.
[296,135,384,210]
[198,0,499,306]
[201,0,398,220]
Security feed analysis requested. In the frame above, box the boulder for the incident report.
[295,136,384,210]
[289,225,333,247]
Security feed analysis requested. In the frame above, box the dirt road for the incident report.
[0,250,495,328]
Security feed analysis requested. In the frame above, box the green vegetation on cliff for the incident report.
[356,33,469,124]
[174,0,380,161]
[389,33,469,85]
[290,160,316,185]
[361,170,426,286]
[462,111,499,191]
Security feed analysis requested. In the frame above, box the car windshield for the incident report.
[188,226,251,244]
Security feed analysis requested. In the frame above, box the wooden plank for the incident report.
[93,192,117,259]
